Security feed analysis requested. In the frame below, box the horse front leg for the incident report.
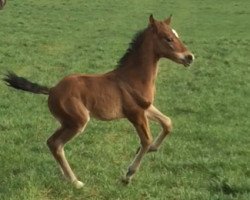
[145,105,172,152]
[122,111,153,184]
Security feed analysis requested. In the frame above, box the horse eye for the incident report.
[164,37,173,43]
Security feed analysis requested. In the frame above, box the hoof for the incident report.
[121,176,131,185]
[121,167,135,185]
[72,180,84,189]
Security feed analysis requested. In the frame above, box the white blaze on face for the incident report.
[172,29,179,38]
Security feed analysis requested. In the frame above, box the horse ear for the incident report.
[149,14,158,33]
[149,14,155,25]
[164,14,172,25]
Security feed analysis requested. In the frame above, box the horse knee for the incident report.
[163,117,172,133]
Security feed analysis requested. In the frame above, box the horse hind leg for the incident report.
[47,104,90,188]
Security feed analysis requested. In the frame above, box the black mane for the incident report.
[117,28,147,68]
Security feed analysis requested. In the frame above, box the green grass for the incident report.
[0,0,250,199]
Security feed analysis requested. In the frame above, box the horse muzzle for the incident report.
[176,52,195,67]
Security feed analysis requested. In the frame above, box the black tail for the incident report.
[3,71,50,95]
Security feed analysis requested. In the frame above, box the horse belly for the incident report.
[84,88,125,120]
[89,103,124,120]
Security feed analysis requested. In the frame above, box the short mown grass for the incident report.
[0,0,249,199]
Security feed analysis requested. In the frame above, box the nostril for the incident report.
[186,54,194,61]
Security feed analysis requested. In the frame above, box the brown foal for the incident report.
[4,15,194,188]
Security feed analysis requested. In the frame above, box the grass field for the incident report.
[0,0,250,199]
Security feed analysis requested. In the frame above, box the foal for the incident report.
[4,15,194,188]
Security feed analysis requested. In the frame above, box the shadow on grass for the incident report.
[210,176,250,198]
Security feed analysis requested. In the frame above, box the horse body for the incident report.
[48,73,125,121]
[4,15,194,188]
[49,27,159,123]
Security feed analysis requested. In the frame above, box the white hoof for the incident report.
[72,180,84,189]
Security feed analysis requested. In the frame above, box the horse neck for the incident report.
[116,31,159,87]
